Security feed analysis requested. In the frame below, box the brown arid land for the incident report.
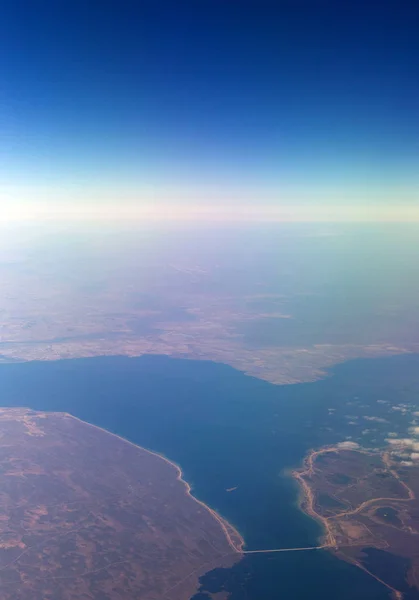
[1,231,418,384]
[1,335,412,386]
[0,290,415,385]
[0,408,243,600]
[293,446,419,599]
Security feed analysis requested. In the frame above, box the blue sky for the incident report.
[1,0,418,220]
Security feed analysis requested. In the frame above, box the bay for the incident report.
[2,354,418,598]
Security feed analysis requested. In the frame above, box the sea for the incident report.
[2,353,419,599]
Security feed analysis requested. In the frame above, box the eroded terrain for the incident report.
[0,408,242,600]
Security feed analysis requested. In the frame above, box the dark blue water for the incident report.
[2,354,419,598]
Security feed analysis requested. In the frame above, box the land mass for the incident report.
[0,408,243,600]
[1,230,417,385]
[293,446,419,599]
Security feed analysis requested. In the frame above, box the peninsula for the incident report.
[0,408,243,599]
[293,445,419,599]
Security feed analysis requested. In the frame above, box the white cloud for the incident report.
[363,416,388,423]
[337,441,360,450]
[385,438,419,451]
[386,438,413,446]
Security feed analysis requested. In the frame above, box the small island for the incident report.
[293,445,419,599]
[0,408,243,599]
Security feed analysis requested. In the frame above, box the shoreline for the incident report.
[61,411,245,554]
[291,461,333,548]
[10,408,334,557]
[1,346,416,388]
[291,445,414,600]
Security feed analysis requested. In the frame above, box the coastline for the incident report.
[291,445,415,600]
[56,411,328,556]
[291,447,346,549]
[62,411,245,554]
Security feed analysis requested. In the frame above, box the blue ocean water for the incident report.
[2,354,419,598]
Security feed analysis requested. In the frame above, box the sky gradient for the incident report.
[1,0,418,221]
